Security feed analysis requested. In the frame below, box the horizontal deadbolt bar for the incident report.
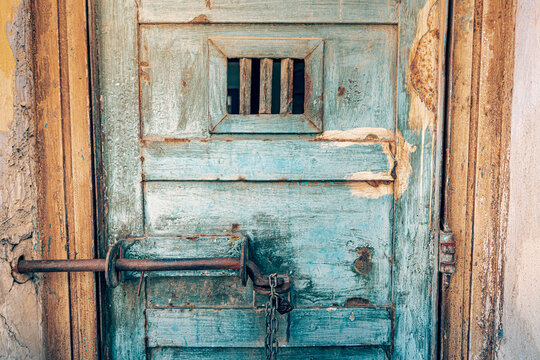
[17,257,241,273]
[15,239,290,294]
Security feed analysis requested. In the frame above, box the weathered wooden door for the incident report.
[96,0,445,358]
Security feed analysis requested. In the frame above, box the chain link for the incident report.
[265,273,279,360]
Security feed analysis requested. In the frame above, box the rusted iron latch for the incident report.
[15,238,292,297]
[439,227,456,287]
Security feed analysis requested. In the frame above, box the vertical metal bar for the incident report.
[239,58,252,115]
[259,58,273,114]
[280,58,294,114]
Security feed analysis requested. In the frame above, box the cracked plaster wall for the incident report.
[0,0,44,358]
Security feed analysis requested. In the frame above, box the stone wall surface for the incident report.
[0,0,44,358]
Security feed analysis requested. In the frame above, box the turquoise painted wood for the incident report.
[96,0,444,358]
[142,140,395,181]
[150,347,389,360]
[146,308,391,347]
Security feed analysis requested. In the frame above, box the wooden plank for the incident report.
[147,308,286,348]
[146,308,391,347]
[147,276,254,308]
[440,0,476,357]
[239,58,251,115]
[150,346,388,360]
[280,58,294,114]
[322,28,396,132]
[212,114,321,134]
[305,42,324,130]
[208,37,323,59]
[144,181,394,306]
[259,58,273,114]
[392,0,446,358]
[138,0,399,24]
[62,0,98,358]
[142,139,395,181]
[96,0,145,357]
[466,0,515,356]
[33,0,72,358]
[207,38,228,135]
[98,0,143,239]
[289,308,392,346]
[140,28,208,138]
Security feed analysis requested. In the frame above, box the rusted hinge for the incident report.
[439,227,456,286]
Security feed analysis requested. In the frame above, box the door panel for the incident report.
[140,25,397,138]
[144,182,393,306]
[147,308,390,347]
[150,347,389,360]
[97,0,444,358]
[138,0,399,24]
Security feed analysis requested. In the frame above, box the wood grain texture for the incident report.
[392,0,446,358]
[142,139,395,181]
[144,181,393,306]
[96,2,446,358]
[259,58,273,114]
[440,0,476,358]
[33,0,72,357]
[62,0,98,358]
[150,346,388,360]
[138,0,399,24]
[212,114,321,134]
[239,58,251,115]
[147,308,391,347]
[141,29,208,138]
[140,25,395,137]
[209,37,323,59]
[440,0,516,358]
[466,0,515,357]
[147,276,254,308]
[95,0,145,357]
[280,58,294,114]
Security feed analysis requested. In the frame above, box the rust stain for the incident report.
[344,297,373,307]
[231,223,240,231]
[407,0,441,131]
[337,86,345,97]
[163,138,190,143]
[353,247,373,276]
[410,29,439,113]
[189,14,210,23]
[140,69,150,82]
[182,80,187,88]
[205,0,212,9]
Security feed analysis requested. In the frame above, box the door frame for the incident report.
[31,0,516,358]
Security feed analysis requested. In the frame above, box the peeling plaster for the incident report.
[0,0,20,133]
[0,0,43,358]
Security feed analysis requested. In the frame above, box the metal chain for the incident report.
[265,273,279,360]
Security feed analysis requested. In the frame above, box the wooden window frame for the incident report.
[31,0,516,358]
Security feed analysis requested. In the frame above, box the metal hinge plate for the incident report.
[439,228,456,285]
